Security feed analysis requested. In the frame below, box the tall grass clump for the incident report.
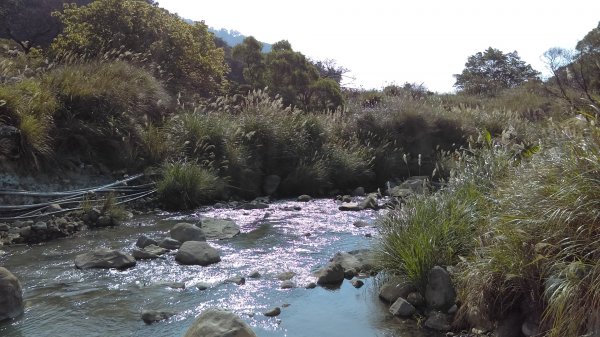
[157,161,225,211]
[458,121,600,335]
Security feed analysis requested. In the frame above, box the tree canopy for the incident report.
[454,47,540,96]
[51,0,228,96]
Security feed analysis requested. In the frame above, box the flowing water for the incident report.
[0,199,435,337]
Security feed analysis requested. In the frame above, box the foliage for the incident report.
[157,161,225,210]
[232,36,266,90]
[51,0,227,96]
[454,47,540,96]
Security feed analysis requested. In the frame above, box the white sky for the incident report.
[158,0,600,93]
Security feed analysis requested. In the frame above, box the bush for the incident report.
[157,162,225,211]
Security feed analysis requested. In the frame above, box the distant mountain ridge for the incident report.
[183,19,271,52]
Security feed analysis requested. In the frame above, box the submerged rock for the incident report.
[277,271,295,281]
[175,241,221,266]
[339,202,361,211]
[184,309,257,337]
[141,310,176,324]
[75,248,136,269]
[0,267,24,322]
[264,307,281,317]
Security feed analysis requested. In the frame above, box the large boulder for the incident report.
[314,262,344,285]
[184,308,256,337]
[136,235,158,248]
[170,223,206,243]
[425,266,456,310]
[0,267,24,321]
[74,248,136,269]
[175,241,221,266]
[198,218,240,240]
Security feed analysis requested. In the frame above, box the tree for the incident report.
[51,0,228,96]
[454,47,540,96]
[232,36,266,90]
[314,59,349,85]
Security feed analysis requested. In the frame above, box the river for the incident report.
[0,198,436,337]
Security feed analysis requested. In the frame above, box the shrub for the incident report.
[157,162,225,211]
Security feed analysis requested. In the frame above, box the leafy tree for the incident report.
[232,36,266,90]
[51,0,228,96]
[454,47,540,96]
[314,59,349,85]
[264,40,319,108]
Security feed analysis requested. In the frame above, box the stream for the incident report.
[0,198,435,337]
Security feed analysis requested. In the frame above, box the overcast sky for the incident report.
[158,0,600,93]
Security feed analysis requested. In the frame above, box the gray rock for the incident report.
[248,271,261,279]
[330,250,375,274]
[407,292,425,307]
[315,263,344,285]
[389,297,416,317]
[136,235,158,248]
[379,278,416,304]
[141,310,176,324]
[46,204,62,212]
[352,220,370,228]
[342,195,352,202]
[352,187,366,197]
[96,215,113,227]
[225,276,246,285]
[198,218,240,240]
[387,186,413,199]
[360,194,378,210]
[339,202,361,211]
[447,304,458,314]
[19,226,32,238]
[196,282,210,291]
[75,248,136,269]
[240,202,269,210]
[170,223,206,243]
[263,175,281,195]
[351,279,364,288]
[175,241,221,266]
[305,282,317,289]
[425,266,456,310]
[400,176,430,194]
[264,307,281,317]
[132,245,167,260]
[297,194,312,202]
[0,224,9,231]
[158,237,181,250]
[280,280,295,289]
[183,308,257,337]
[277,271,295,281]
[424,311,451,331]
[0,267,24,321]
[32,221,47,231]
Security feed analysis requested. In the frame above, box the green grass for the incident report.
[157,161,225,210]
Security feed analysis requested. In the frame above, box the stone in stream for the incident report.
[175,241,221,266]
[0,267,24,322]
[314,262,345,285]
[197,218,240,240]
[132,244,167,260]
[74,248,136,269]
[196,282,211,291]
[225,276,246,285]
[248,271,261,279]
[330,250,375,275]
[170,223,206,243]
[352,220,370,228]
[305,282,317,289]
[389,297,416,317]
[280,280,296,289]
[158,237,181,250]
[264,307,281,317]
[141,310,176,324]
[136,235,158,248]
[184,308,257,337]
[359,193,379,210]
[297,194,312,202]
[276,271,295,281]
[378,277,416,304]
[351,279,364,288]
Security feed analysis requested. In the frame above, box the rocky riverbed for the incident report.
[0,197,442,337]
